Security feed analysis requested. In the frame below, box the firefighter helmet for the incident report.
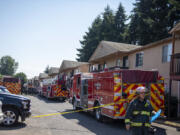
[136,86,147,94]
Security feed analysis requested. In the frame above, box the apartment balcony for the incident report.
[170,53,180,80]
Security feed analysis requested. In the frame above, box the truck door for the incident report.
[80,79,88,108]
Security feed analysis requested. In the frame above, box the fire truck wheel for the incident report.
[2,107,19,126]
[95,103,103,122]
[59,97,66,102]
[73,100,77,110]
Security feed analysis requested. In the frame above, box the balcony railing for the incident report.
[170,53,180,78]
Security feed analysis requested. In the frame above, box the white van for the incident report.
[0,100,3,123]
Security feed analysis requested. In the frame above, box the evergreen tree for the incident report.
[100,5,115,41]
[114,3,127,42]
[76,15,102,62]
[128,0,180,45]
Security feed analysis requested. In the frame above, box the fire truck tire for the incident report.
[2,107,19,126]
[46,92,50,99]
[59,97,66,102]
[95,103,103,122]
[73,100,77,110]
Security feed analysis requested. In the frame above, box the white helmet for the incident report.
[136,86,146,94]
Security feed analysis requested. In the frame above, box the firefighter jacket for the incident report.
[125,98,153,127]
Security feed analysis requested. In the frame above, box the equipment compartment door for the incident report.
[80,79,88,108]
[150,83,165,114]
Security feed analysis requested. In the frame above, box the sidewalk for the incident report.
[154,118,180,130]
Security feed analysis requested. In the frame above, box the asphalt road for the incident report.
[0,95,179,135]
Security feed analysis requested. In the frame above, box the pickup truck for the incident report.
[0,85,31,126]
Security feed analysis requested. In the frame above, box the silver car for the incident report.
[0,100,3,123]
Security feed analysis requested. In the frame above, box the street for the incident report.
[0,95,179,135]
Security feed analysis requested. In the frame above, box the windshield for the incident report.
[0,87,10,93]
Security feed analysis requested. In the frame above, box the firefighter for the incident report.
[125,86,153,135]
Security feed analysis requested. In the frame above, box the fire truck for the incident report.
[70,69,165,121]
[42,75,69,101]
[0,76,21,94]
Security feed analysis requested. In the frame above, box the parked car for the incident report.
[0,85,31,126]
[0,100,3,124]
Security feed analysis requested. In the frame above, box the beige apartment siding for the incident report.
[106,57,116,68]
[79,64,89,73]
[175,39,180,53]
[128,41,180,97]
[129,42,170,78]
[105,56,124,68]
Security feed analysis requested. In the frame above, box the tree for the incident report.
[14,72,27,84]
[77,5,117,62]
[44,65,50,74]
[128,0,180,45]
[100,5,115,41]
[77,15,103,62]
[114,3,127,42]
[0,55,18,76]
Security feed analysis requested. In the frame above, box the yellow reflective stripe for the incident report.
[133,111,139,115]
[145,102,149,107]
[131,122,142,126]
[145,123,151,127]
[125,119,130,123]
[132,111,150,116]
[131,122,151,127]
[141,111,150,116]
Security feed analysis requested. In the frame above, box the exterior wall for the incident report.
[90,39,180,98]
[175,38,180,54]
[106,57,116,68]
[129,42,174,94]
[95,56,124,68]
[79,64,89,73]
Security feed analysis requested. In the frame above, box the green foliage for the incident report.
[128,0,180,45]
[14,72,27,83]
[76,15,103,62]
[114,3,127,42]
[77,3,127,62]
[100,5,115,41]
[0,55,18,76]
[76,1,180,61]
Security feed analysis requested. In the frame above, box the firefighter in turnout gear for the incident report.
[125,86,153,135]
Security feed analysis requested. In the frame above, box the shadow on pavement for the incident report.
[62,109,167,135]
[62,109,131,135]
[34,95,66,104]
[0,122,27,130]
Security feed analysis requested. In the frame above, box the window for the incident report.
[104,62,107,69]
[116,59,121,67]
[123,56,128,67]
[162,44,172,63]
[136,52,144,67]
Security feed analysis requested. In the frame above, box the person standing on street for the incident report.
[125,86,153,135]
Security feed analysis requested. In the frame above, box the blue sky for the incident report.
[0,0,135,78]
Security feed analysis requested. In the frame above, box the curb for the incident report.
[164,121,180,128]
[155,120,180,128]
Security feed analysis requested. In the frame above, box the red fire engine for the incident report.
[69,69,165,121]
[42,75,69,101]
